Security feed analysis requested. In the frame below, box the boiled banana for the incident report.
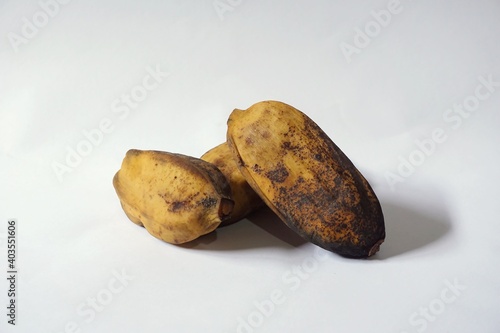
[113,149,234,244]
[226,101,385,258]
[201,143,263,226]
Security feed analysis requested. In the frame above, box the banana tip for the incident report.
[368,239,384,257]
[218,198,235,219]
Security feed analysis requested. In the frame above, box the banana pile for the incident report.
[113,101,385,258]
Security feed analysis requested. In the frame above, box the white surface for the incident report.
[1,1,499,332]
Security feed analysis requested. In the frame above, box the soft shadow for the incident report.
[177,231,219,249]
[180,193,452,257]
[374,201,452,259]
[179,207,306,251]
[246,207,307,247]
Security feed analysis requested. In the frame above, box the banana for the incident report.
[226,101,385,258]
[113,149,234,244]
[201,143,263,226]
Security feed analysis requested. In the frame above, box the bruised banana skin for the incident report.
[113,149,234,244]
[201,143,264,226]
[227,101,385,258]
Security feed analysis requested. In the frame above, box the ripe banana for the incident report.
[201,143,263,226]
[113,149,234,244]
[226,101,385,258]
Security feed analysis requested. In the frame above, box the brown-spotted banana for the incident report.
[113,149,234,244]
[201,143,263,226]
[226,100,385,258]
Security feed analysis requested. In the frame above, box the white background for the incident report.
[1,1,499,332]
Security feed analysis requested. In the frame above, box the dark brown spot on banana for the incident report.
[265,163,289,183]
